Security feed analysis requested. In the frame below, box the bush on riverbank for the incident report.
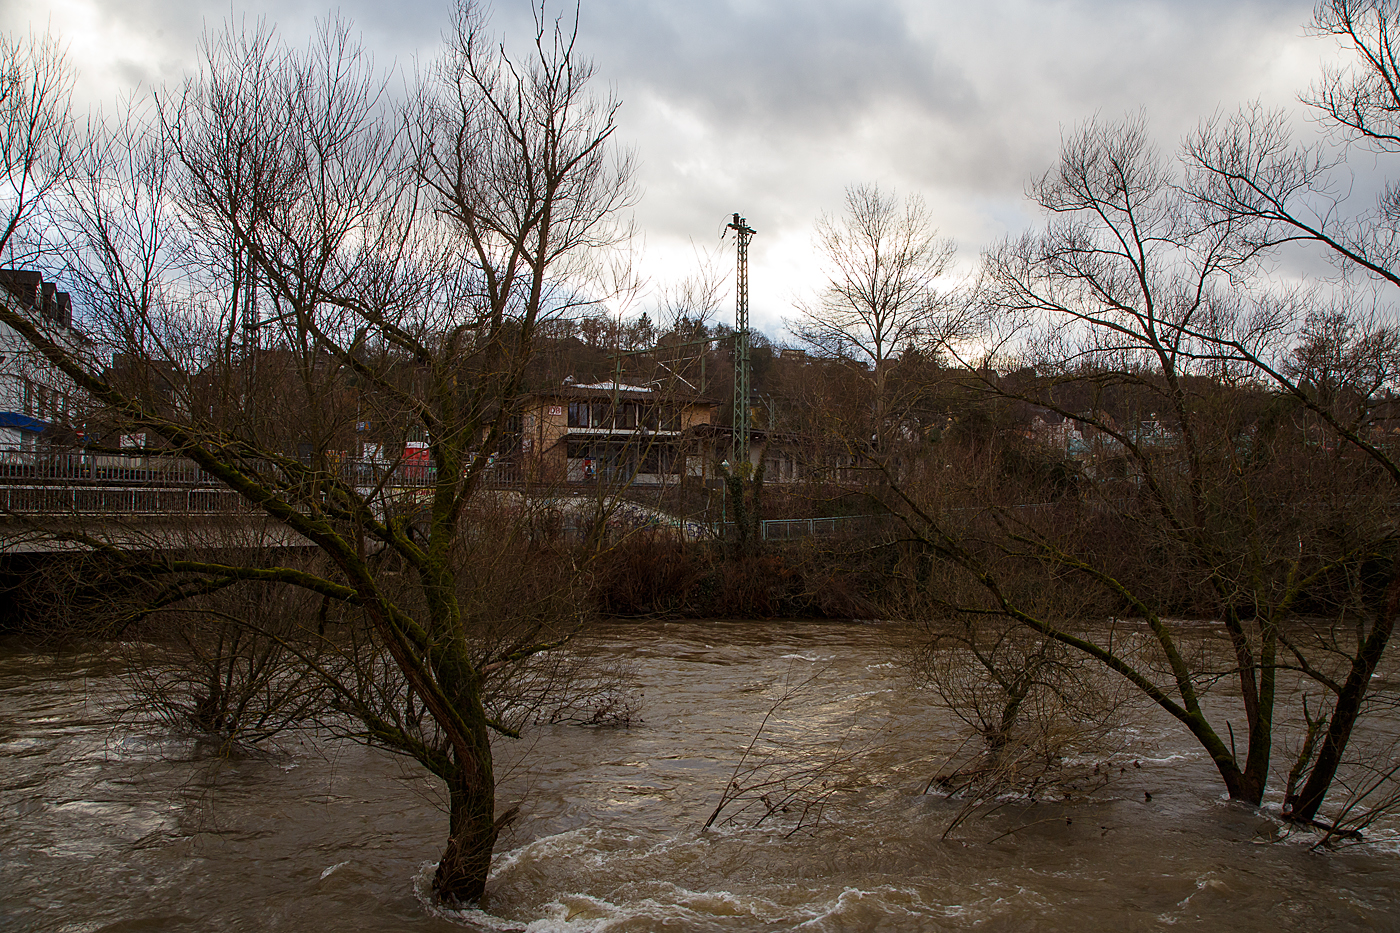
[587,531,881,620]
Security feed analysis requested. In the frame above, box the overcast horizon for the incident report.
[1,0,1353,341]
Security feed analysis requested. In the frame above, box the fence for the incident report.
[0,484,251,515]
[0,443,525,483]
[0,446,214,485]
[760,515,880,540]
[704,515,884,541]
[0,444,535,516]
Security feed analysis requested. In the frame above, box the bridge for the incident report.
[0,445,452,553]
[0,445,877,553]
[0,445,465,514]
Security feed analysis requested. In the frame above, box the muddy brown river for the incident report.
[2,620,1397,931]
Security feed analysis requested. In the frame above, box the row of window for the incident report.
[15,378,73,424]
[567,400,682,432]
[565,440,681,475]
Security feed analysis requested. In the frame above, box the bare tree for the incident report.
[1179,0,1400,825]
[791,184,960,450]
[890,114,1398,831]
[0,30,73,264]
[902,532,1132,834]
[0,2,633,906]
[795,184,956,366]
[118,566,332,752]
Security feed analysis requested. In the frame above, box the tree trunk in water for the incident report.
[1197,723,1264,805]
[1221,765,1266,806]
[985,674,1031,759]
[1287,556,1400,823]
[432,762,499,906]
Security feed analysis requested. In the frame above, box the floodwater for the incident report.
[2,620,1398,931]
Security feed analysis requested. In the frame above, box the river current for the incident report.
[2,620,1397,931]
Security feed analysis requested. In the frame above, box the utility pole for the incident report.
[726,212,756,472]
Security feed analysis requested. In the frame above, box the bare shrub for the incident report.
[912,613,1134,835]
[119,579,330,752]
[590,529,703,616]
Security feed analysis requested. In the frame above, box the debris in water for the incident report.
[320,861,349,881]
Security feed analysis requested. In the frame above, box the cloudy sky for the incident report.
[2,0,1344,338]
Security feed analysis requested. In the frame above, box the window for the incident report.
[641,444,678,475]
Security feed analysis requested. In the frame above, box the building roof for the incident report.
[571,380,651,393]
[528,379,715,404]
[0,269,74,330]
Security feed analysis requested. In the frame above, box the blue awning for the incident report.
[0,412,48,433]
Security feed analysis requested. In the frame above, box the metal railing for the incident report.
[0,444,890,532]
[0,446,215,485]
[762,515,887,540]
[0,445,527,515]
[704,515,884,541]
[1,484,251,515]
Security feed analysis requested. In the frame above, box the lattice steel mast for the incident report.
[727,212,756,471]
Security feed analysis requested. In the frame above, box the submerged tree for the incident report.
[891,110,1398,827]
[0,1,633,905]
[1178,0,1400,824]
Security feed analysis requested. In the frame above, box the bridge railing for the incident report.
[0,445,524,487]
[0,445,529,515]
[0,446,214,485]
[1,484,252,515]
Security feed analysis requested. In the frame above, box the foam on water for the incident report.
[414,861,528,931]
[320,860,350,880]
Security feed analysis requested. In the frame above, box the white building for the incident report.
[0,270,85,450]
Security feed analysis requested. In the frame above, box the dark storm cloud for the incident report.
[3,0,1328,206]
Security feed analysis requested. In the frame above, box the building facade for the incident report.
[0,270,85,450]
[517,380,715,485]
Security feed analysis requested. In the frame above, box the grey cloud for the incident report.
[0,0,1370,333]
[577,0,978,137]
[571,0,1324,212]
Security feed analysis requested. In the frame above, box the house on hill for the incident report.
[516,379,715,485]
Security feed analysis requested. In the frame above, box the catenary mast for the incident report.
[727,212,756,471]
